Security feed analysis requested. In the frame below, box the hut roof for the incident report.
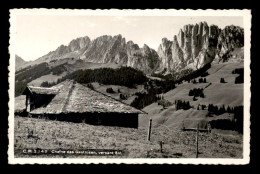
[30,80,146,115]
[23,86,60,95]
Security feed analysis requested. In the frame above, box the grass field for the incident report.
[14,116,243,158]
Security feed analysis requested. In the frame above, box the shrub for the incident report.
[58,66,147,88]
[106,88,115,93]
[119,93,127,100]
[188,90,194,96]
[220,78,225,83]
[158,99,172,108]
[86,83,94,90]
[40,81,56,87]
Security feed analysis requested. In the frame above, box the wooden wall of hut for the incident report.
[27,94,55,111]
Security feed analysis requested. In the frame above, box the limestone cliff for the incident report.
[157,22,244,72]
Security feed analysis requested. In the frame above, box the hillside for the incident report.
[14,116,243,158]
[15,62,244,133]
[139,62,243,131]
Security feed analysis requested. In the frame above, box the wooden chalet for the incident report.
[22,80,146,128]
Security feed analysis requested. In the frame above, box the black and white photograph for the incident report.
[8,9,251,164]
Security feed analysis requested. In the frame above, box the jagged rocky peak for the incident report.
[159,38,172,53]
[68,36,91,51]
[157,21,244,72]
[142,44,151,54]
[54,44,70,56]
[157,38,173,72]
[127,41,139,50]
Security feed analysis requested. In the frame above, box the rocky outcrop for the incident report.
[126,43,160,73]
[157,38,173,71]
[158,22,243,72]
[214,25,244,62]
[82,35,127,64]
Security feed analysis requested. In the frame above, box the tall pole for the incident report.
[147,118,152,141]
[196,123,199,158]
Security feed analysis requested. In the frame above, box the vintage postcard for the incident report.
[8,9,251,164]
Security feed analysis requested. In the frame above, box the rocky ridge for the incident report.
[35,34,160,74]
[26,22,244,74]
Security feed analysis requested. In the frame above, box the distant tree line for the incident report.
[177,63,211,83]
[208,104,227,116]
[152,79,176,93]
[207,104,242,116]
[209,106,243,133]
[57,66,147,88]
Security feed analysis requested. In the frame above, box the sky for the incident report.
[15,16,243,61]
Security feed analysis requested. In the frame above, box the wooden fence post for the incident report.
[147,118,152,141]
[196,123,199,158]
[159,141,164,153]
[208,123,211,133]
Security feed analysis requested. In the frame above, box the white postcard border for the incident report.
[8,9,251,165]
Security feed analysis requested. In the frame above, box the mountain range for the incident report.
[16,21,244,74]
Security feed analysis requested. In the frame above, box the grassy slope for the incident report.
[91,82,145,105]
[14,116,242,158]
[28,72,66,86]
[140,62,243,130]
